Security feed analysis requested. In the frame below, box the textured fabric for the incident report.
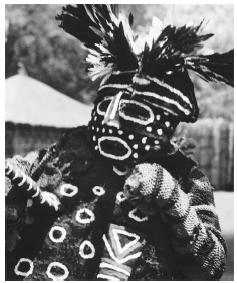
[124,163,226,280]
[5,126,226,281]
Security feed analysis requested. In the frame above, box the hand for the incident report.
[124,163,176,212]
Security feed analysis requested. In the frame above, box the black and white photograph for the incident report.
[5,3,234,281]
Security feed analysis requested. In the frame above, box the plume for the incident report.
[56,4,138,81]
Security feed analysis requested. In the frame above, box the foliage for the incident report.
[5,4,234,118]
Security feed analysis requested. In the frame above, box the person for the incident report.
[5,4,233,281]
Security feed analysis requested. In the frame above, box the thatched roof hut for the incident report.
[5,74,93,127]
[5,74,93,157]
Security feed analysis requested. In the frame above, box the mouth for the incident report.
[98,136,132,160]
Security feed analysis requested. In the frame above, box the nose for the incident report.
[103,91,123,129]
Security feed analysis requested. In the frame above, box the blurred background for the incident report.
[5,4,234,280]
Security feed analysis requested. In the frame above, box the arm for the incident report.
[124,162,226,280]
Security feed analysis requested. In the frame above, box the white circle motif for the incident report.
[46,262,69,281]
[128,134,134,140]
[92,186,105,196]
[116,191,126,203]
[79,240,95,259]
[128,208,149,222]
[60,184,78,197]
[75,208,95,224]
[14,258,34,277]
[165,121,170,127]
[49,226,67,243]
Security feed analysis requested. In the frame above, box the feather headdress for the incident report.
[56,4,234,122]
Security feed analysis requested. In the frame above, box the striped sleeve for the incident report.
[156,166,227,280]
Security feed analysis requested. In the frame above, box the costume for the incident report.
[6,4,233,281]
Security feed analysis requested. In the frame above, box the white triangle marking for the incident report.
[112,228,140,254]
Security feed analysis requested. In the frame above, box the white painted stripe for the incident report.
[146,75,192,107]
[97,97,112,116]
[141,99,178,116]
[112,69,138,75]
[99,262,130,276]
[128,208,148,223]
[113,166,128,176]
[105,91,123,121]
[134,90,190,115]
[119,99,155,125]
[97,274,120,281]
[98,136,132,161]
[102,234,142,264]
[133,76,150,85]
[99,84,133,92]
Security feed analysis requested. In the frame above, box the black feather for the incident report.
[56,4,138,77]
[186,50,234,86]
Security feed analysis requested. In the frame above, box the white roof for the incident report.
[5,74,93,128]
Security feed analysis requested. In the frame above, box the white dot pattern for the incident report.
[145,145,150,151]
[157,129,163,135]
[133,153,138,159]
[146,126,152,132]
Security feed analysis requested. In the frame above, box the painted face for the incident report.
[89,72,182,164]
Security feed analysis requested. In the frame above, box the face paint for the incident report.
[89,73,179,164]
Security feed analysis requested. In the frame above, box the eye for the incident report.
[119,99,154,125]
[96,97,112,116]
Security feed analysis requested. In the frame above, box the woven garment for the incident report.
[5,126,226,280]
[124,163,226,280]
